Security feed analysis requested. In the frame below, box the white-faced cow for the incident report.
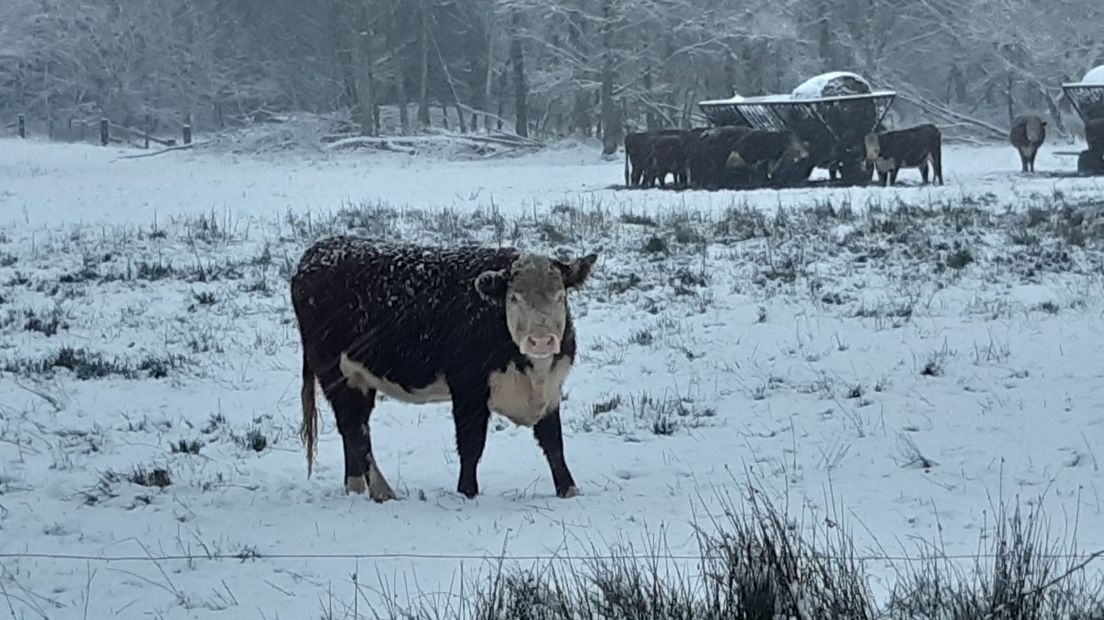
[290,237,598,502]
[1009,115,1047,173]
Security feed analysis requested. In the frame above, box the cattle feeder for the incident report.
[1061,64,1104,176]
[698,72,897,187]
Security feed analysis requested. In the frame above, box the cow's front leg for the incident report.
[450,390,490,499]
[533,408,578,498]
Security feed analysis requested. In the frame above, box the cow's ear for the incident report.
[554,253,598,290]
[475,269,508,303]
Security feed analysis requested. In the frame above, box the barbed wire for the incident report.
[1,549,1102,564]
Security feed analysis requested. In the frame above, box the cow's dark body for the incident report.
[1079,119,1104,175]
[290,237,579,499]
[624,131,651,187]
[687,126,756,189]
[1009,115,1047,173]
[868,123,944,186]
[727,129,810,187]
[624,128,703,188]
[1086,119,1104,153]
[647,131,697,188]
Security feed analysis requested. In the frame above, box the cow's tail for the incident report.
[624,145,631,187]
[299,349,319,478]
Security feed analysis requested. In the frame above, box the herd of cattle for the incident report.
[623,122,944,190]
[624,115,1104,190]
[285,118,1104,506]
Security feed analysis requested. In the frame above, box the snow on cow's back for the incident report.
[294,236,519,283]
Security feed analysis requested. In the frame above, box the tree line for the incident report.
[2,0,1102,150]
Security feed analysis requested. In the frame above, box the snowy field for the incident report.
[2,136,1104,617]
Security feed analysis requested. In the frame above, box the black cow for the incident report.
[624,128,703,188]
[1078,119,1104,176]
[624,131,651,187]
[1009,115,1047,173]
[725,129,811,187]
[644,129,703,188]
[1087,118,1104,153]
[291,237,598,501]
[688,125,755,189]
[864,123,944,187]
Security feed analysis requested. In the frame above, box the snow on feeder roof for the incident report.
[1081,65,1104,85]
[792,71,873,99]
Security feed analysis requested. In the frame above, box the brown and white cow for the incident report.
[290,237,597,501]
[1009,115,1047,173]
[864,123,944,187]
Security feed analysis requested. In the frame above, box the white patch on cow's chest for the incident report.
[487,356,572,427]
[339,353,451,403]
[875,157,897,172]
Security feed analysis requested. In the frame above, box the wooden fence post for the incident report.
[99,118,109,146]
[183,112,192,145]
[18,114,25,138]
[144,114,152,148]
[68,118,73,140]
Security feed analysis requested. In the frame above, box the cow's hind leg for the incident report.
[319,371,395,501]
[534,408,578,498]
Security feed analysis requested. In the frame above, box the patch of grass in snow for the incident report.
[372,484,1104,620]
[373,483,875,619]
[171,439,203,455]
[886,498,1104,619]
[232,427,269,453]
[2,346,187,380]
[0,305,69,336]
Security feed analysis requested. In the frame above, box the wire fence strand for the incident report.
[1,550,1103,564]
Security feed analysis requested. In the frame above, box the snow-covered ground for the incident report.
[2,136,1104,618]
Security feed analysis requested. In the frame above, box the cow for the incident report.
[644,129,703,188]
[1009,115,1047,173]
[624,131,651,187]
[290,237,598,502]
[1087,118,1104,153]
[725,129,812,187]
[1078,119,1104,176]
[688,125,756,189]
[863,123,944,187]
[624,128,703,189]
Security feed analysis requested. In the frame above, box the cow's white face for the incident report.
[863,133,881,160]
[1025,118,1046,142]
[475,253,598,358]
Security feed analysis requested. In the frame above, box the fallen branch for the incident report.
[113,141,203,161]
[897,92,1008,140]
[325,136,417,154]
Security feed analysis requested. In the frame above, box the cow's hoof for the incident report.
[457,484,479,499]
[345,475,368,494]
[557,486,580,499]
[368,466,396,503]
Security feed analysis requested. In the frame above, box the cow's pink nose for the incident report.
[526,335,557,351]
